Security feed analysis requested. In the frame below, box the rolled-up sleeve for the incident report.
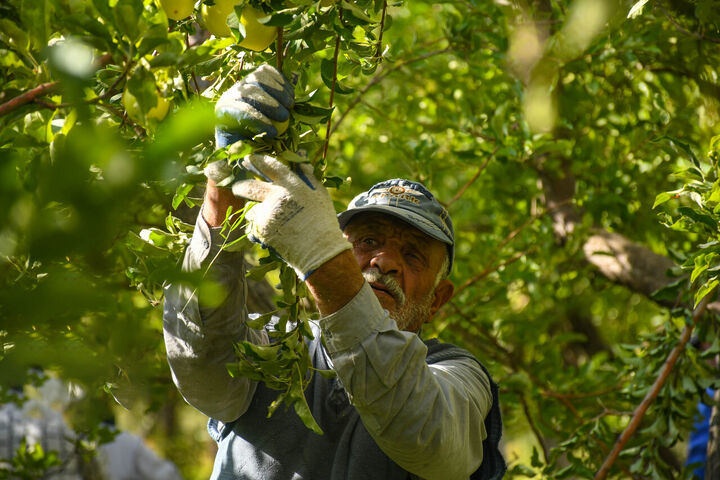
[163,210,268,422]
[319,282,493,480]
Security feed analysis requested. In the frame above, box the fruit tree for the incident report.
[2,0,720,478]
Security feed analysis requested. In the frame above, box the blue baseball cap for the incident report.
[337,179,454,273]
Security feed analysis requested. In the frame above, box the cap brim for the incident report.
[337,205,453,247]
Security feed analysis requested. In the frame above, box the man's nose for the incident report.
[369,248,402,276]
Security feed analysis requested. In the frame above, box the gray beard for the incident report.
[391,294,433,332]
[362,268,433,332]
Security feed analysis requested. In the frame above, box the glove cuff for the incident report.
[291,232,353,281]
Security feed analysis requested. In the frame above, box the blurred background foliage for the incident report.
[2,0,720,478]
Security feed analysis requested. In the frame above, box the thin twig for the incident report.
[594,291,715,480]
[541,384,621,401]
[185,34,202,93]
[96,103,145,137]
[322,10,342,161]
[375,0,388,62]
[445,148,497,208]
[518,392,550,463]
[659,5,720,44]
[276,27,284,71]
[358,98,393,121]
[330,47,454,136]
[455,247,536,296]
[454,198,571,296]
[30,58,133,110]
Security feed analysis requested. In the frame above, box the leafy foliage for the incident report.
[2,0,720,478]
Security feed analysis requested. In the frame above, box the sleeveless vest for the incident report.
[208,337,505,480]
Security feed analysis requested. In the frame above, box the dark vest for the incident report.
[208,337,505,480]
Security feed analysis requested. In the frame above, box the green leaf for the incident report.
[21,0,50,49]
[261,9,297,27]
[0,19,31,60]
[246,260,280,281]
[126,66,159,117]
[245,311,277,330]
[229,6,247,43]
[694,277,718,307]
[627,0,650,18]
[234,340,281,361]
[113,0,143,42]
[677,207,717,231]
[652,188,682,209]
[293,102,334,124]
[322,176,343,188]
[691,260,709,284]
[341,0,372,23]
[144,100,215,163]
[172,183,194,210]
[290,381,323,434]
[653,135,701,170]
[700,337,720,358]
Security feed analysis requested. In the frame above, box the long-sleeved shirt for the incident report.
[163,212,500,480]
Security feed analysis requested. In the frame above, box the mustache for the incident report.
[363,268,405,306]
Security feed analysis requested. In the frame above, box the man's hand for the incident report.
[232,154,352,280]
[203,64,295,227]
[214,64,295,148]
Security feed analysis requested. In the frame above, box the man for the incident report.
[1,375,182,480]
[163,65,505,479]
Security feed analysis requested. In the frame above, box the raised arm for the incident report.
[162,65,295,422]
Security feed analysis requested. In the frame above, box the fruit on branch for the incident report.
[122,89,170,124]
[159,0,194,20]
[201,0,277,51]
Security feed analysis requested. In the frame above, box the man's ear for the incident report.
[429,279,454,317]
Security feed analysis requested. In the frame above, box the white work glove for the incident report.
[232,154,351,280]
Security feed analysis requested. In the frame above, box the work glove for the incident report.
[231,154,351,280]
[214,64,295,149]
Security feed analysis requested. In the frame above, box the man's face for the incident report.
[343,213,454,332]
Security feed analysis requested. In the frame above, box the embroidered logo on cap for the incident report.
[370,186,421,205]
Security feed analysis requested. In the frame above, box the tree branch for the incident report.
[0,53,115,117]
[330,47,454,136]
[594,292,715,480]
[0,83,58,117]
[582,229,678,304]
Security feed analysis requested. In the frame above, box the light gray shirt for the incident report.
[163,212,493,480]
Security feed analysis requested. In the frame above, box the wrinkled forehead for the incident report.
[344,212,439,248]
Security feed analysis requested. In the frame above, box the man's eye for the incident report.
[352,236,377,249]
[405,250,426,265]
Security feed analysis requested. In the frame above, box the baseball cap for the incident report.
[337,179,454,273]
